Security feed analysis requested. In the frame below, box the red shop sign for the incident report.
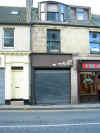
[82,63,100,69]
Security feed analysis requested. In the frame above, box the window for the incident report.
[47,4,58,21]
[77,8,88,20]
[89,32,100,54]
[47,30,60,53]
[70,7,76,20]
[77,8,84,20]
[60,4,65,22]
[80,72,96,95]
[40,2,66,22]
[4,28,14,47]
[40,3,46,21]
[70,7,89,21]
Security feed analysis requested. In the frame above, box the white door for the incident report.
[11,67,24,99]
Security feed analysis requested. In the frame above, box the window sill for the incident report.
[3,47,15,49]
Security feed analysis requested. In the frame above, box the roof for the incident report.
[0,6,100,28]
[0,6,38,24]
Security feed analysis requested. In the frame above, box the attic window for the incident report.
[40,2,66,22]
[10,11,19,15]
[70,7,89,21]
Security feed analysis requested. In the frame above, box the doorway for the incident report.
[11,66,24,99]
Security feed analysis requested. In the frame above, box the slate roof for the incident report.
[0,6,38,24]
[0,6,100,28]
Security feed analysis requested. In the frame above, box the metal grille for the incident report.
[35,69,70,105]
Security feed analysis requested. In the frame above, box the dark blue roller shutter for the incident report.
[0,69,5,104]
[35,69,70,104]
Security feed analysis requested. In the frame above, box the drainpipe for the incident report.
[26,0,33,104]
[26,0,33,51]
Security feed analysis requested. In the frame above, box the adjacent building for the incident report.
[0,6,31,104]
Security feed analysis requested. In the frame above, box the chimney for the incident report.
[26,0,33,23]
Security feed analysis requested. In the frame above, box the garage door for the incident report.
[35,69,70,104]
[0,69,5,104]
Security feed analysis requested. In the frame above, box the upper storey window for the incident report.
[39,2,90,22]
[3,28,14,48]
[89,32,100,54]
[47,4,58,21]
[71,7,89,21]
[39,2,66,22]
[77,8,88,20]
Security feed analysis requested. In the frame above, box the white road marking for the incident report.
[0,122,100,128]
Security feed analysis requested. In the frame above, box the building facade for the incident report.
[0,0,100,105]
[30,1,100,104]
[0,7,31,105]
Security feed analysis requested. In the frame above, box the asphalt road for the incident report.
[0,109,100,133]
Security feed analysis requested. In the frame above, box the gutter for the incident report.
[31,21,100,29]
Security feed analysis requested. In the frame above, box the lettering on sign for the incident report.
[82,63,100,69]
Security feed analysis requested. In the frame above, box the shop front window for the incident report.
[80,72,96,95]
[80,72,100,97]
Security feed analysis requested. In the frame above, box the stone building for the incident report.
[30,1,100,104]
[0,0,100,105]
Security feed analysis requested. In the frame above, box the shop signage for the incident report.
[82,63,100,69]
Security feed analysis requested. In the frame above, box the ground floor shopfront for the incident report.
[78,60,100,103]
[31,54,72,105]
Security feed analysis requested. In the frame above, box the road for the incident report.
[0,109,100,132]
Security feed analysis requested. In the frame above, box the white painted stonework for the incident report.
[0,55,5,67]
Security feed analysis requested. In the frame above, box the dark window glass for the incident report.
[4,28,14,47]
[47,12,58,21]
[47,30,60,53]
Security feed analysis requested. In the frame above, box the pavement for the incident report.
[0,104,100,110]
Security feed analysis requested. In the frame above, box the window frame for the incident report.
[47,29,60,53]
[3,28,15,48]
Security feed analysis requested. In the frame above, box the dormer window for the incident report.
[47,4,58,21]
[77,8,84,20]
[71,7,89,21]
[77,8,88,20]
[39,1,90,22]
[39,2,67,22]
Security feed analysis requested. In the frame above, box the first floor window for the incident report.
[47,29,60,53]
[89,32,100,54]
[4,28,14,47]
